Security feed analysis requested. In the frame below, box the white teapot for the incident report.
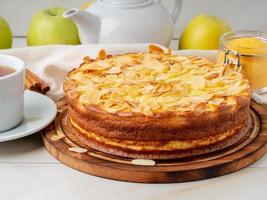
[63,0,183,46]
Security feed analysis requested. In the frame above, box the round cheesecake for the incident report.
[63,45,252,159]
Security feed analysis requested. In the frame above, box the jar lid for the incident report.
[221,30,267,56]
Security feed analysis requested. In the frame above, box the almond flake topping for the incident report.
[67,46,250,116]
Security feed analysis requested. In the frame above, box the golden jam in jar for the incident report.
[219,30,267,90]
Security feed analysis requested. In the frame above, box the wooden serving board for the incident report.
[42,100,267,183]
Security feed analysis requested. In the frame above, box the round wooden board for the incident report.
[42,100,267,183]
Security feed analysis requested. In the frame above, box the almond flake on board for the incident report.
[131,159,156,166]
[51,134,65,141]
[68,147,88,153]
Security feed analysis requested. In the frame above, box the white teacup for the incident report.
[0,54,25,132]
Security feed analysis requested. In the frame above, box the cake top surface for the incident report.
[65,45,251,116]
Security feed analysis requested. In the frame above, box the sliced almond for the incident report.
[68,147,88,153]
[148,44,165,54]
[148,100,161,110]
[131,159,156,166]
[205,72,219,80]
[188,94,213,104]
[209,97,225,105]
[63,80,78,92]
[170,63,182,72]
[98,49,106,60]
[107,103,128,113]
[104,107,118,114]
[227,96,237,105]
[83,56,91,63]
[155,74,168,81]
[142,105,153,116]
[67,90,80,99]
[142,84,155,94]
[82,63,109,71]
[191,76,205,90]
[51,134,65,141]
[79,88,101,104]
[105,66,121,74]
[176,99,191,108]
[124,70,136,79]
[167,48,172,55]
[225,85,243,96]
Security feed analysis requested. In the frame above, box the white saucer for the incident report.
[0,90,57,142]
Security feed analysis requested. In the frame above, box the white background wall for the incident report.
[1,0,267,38]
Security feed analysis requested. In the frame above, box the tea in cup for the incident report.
[0,54,25,132]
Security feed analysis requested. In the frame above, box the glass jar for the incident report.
[219,30,267,91]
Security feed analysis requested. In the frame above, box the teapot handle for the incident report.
[155,0,183,23]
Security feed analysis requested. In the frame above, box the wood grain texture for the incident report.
[42,100,267,183]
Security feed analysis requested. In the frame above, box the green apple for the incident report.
[179,14,231,50]
[0,16,12,49]
[27,7,80,46]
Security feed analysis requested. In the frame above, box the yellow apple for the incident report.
[179,14,231,50]
[0,16,12,49]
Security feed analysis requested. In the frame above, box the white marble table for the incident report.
[1,38,267,200]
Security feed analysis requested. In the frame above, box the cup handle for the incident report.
[155,0,183,23]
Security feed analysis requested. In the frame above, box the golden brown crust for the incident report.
[64,114,252,159]
[67,95,250,142]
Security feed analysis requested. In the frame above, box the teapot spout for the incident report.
[63,8,100,44]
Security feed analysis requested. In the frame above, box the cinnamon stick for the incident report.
[25,69,50,94]
[25,71,41,91]
[25,77,35,90]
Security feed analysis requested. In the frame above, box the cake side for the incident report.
[64,113,252,159]
[67,95,250,141]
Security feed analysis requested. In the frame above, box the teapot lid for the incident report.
[100,0,151,7]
